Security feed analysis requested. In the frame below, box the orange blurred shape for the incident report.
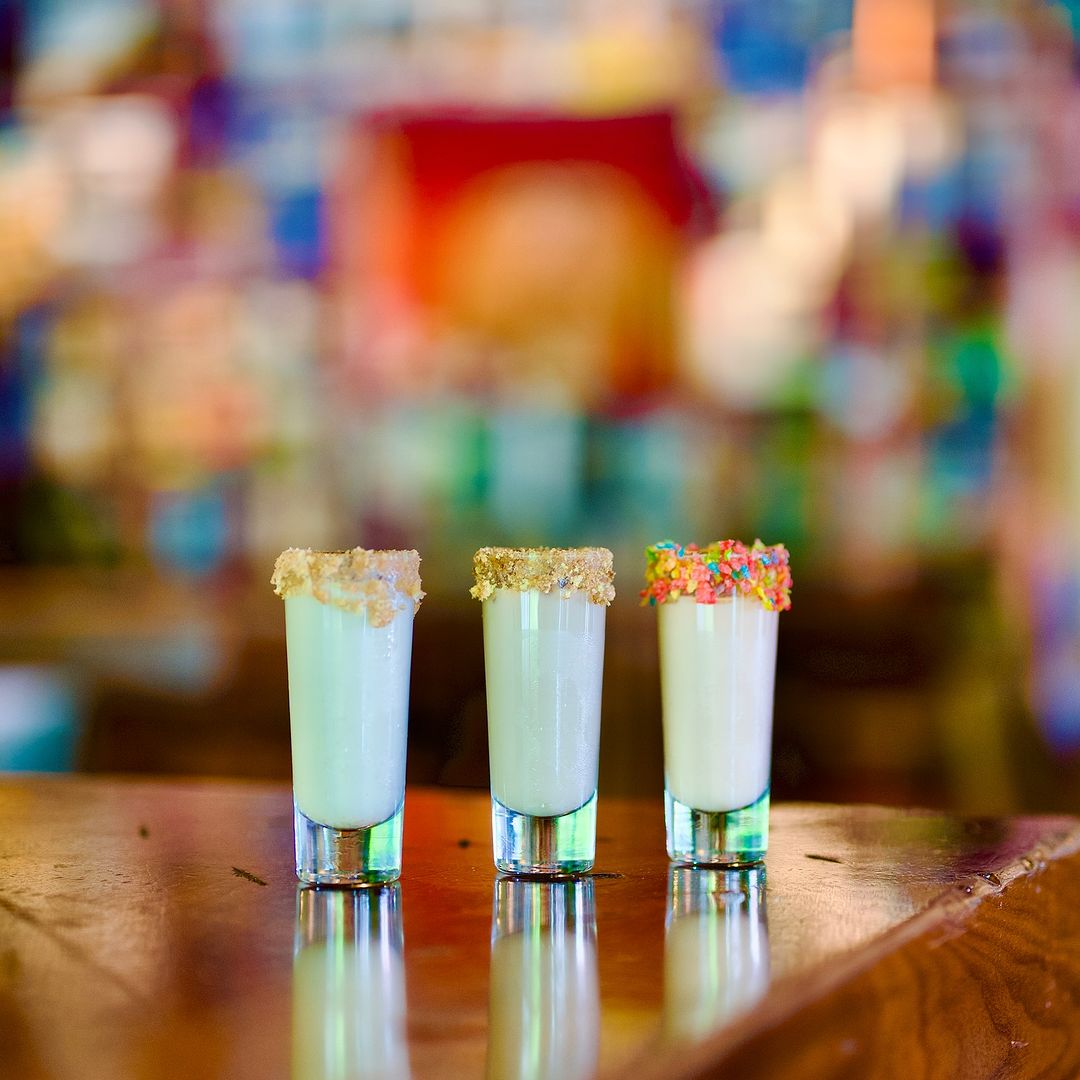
[335,112,714,402]
[853,0,935,91]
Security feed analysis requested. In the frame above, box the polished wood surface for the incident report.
[0,777,1079,1079]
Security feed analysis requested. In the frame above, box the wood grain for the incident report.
[0,778,1076,1079]
[632,826,1080,1079]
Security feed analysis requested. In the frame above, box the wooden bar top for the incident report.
[1,777,1079,1079]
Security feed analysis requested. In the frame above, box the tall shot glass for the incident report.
[472,547,614,875]
[643,540,792,866]
[272,548,424,885]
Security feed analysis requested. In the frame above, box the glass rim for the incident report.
[272,547,424,625]
[471,546,614,606]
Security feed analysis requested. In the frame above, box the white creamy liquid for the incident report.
[285,595,412,830]
[483,589,605,818]
[659,595,778,813]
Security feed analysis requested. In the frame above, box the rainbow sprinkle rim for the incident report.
[641,540,792,612]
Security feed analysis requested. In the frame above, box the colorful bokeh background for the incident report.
[2,0,1080,812]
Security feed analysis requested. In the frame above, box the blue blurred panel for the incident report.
[324,0,413,34]
[24,0,147,59]
[270,188,325,279]
[717,5,809,94]
[595,417,695,540]
[897,166,966,230]
[1035,647,1080,753]
[211,0,324,85]
[927,411,996,493]
[920,406,998,549]
[808,0,854,36]
[226,90,273,153]
[147,485,231,577]
[227,95,325,194]
[955,129,1015,228]
[939,11,1023,86]
[487,407,585,540]
[714,0,852,95]
[1031,566,1080,753]
[0,666,78,771]
[3,304,50,474]
[0,343,28,480]
[1032,565,1080,643]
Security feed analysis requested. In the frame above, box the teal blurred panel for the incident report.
[487,406,586,542]
[0,666,79,771]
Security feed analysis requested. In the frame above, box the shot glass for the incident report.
[293,885,409,1079]
[472,547,614,875]
[487,879,598,1080]
[664,866,769,1040]
[272,547,424,885]
[642,540,792,866]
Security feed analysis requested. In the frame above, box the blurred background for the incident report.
[1,0,1080,813]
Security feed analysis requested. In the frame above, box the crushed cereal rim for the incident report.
[271,548,424,627]
[641,539,792,612]
[471,547,615,606]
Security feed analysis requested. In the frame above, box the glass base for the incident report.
[665,787,769,867]
[491,792,597,876]
[294,800,403,886]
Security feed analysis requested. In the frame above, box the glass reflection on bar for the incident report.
[486,878,599,1080]
[293,885,410,1080]
[664,866,769,1041]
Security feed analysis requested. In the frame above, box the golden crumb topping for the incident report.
[271,548,424,627]
[470,547,615,606]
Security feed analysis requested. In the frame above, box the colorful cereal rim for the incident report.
[641,539,792,612]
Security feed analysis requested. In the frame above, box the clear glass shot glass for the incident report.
[664,866,769,1041]
[645,540,790,866]
[487,878,598,1080]
[472,547,614,875]
[273,548,423,885]
[661,595,777,864]
[293,885,409,1079]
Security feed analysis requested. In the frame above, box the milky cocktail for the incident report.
[472,547,614,875]
[272,547,423,884]
[643,540,791,865]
